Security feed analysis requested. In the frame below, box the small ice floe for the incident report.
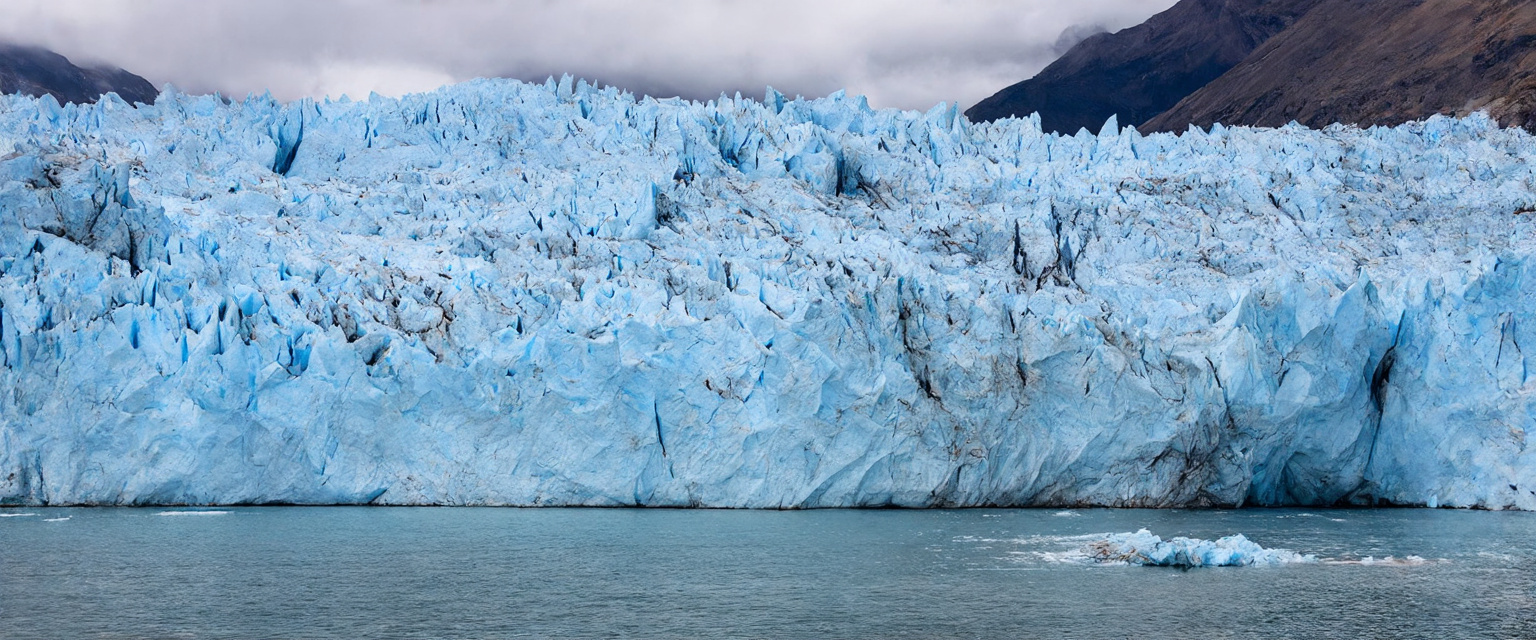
[154,510,232,517]
[1053,510,1081,517]
[43,517,70,522]
[0,513,38,518]
[1084,529,1315,568]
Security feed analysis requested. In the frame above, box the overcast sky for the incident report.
[1,0,1176,110]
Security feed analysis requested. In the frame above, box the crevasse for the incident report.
[1,78,1533,508]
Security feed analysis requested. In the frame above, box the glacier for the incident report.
[1,77,1535,508]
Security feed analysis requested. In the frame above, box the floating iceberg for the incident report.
[1,78,1535,508]
[1086,529,1315,567]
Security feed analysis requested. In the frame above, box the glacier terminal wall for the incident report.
[1,81,1534,508]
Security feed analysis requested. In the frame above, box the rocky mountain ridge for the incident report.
[0,42,157,106]
[969,0,1536,133]
[1146,0,1536,132]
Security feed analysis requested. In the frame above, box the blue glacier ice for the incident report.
[1086,530,1315,567]
[1,78,1535,508]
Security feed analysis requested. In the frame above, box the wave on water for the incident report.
[43,517,70,522]
[1275,512,1348,522]
[1323,556,1437,566]
[0,513,38,518]
[955,532,1108,546]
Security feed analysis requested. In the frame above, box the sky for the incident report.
[0,0,1177,110]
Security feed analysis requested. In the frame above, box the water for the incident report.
[2,507,1533,639]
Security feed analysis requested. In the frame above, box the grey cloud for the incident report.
[1054,23,1111,56]
[0,0,1176,110]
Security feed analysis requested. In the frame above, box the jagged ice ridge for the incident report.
[1,78,1535,508]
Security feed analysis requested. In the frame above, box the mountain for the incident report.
[964,0,1322,133]
[1144,0,1536,131]
[970,0,1536,134]
[0,42,157,106]
[2,81,1534,509]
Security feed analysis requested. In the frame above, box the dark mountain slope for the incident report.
[1144,0,1536,131]
[964,0,1321,133]
[0,42,157,106]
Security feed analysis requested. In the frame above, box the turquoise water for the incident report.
[2,507,1533,639]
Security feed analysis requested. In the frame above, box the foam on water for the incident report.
[1324,555,1439,566]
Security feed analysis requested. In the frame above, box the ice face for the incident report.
[1,79,1534,508]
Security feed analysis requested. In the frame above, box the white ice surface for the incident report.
[2,79,1535,507]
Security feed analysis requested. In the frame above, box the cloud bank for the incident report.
[0,0,1175,109]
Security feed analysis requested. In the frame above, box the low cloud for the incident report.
[0,0,1176,110]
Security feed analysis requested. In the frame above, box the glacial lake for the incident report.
[2,507,1533,639]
